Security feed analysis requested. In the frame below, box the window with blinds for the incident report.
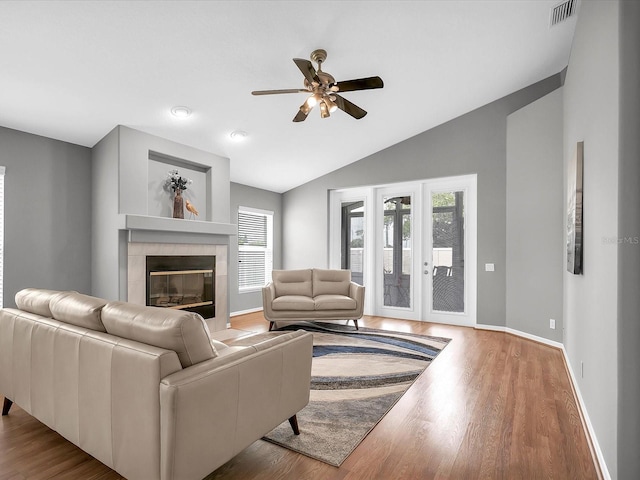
[238,207,273,292]
[0,167,5,308]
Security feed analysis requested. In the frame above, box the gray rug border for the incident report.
[262,389,407,467]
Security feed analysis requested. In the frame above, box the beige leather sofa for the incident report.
[0,288,313,480]
[262,269,365,331]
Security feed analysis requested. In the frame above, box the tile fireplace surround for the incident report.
[127,242,228,332]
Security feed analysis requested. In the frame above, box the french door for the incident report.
[375,184,421,320]
[423,177,476,326]
[329,175,476,326]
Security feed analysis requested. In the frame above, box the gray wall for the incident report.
[282,73,562,327]
[0,126,92,306]
[91,127,120,301]
[617,2,640,478]
[506,89,564,342]
[562,1,619,477]
[229,182,282,314]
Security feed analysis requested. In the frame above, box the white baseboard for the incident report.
[561,344,611,480]
[475,324,563,349]
[475,323,609,479]
[230,307,263,317]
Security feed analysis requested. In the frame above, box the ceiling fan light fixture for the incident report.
[300,100,314,115]
[324,96,338,113]
[305,95,317,108]
[320,100,330,118]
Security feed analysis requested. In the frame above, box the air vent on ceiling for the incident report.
[550,0,577,27]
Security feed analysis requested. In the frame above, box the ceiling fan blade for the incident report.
[333,94,367,119]
[293,107,310,122]
[333,76,384,92]
[293,58,321,85]
[252,89,308,95]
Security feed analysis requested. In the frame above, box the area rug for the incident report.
[227,322,451,466]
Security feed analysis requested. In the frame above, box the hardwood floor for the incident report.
[0,313,600,480]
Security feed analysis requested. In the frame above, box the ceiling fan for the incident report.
[251,49,384,122]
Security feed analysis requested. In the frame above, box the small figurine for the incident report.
[185,200,199,219]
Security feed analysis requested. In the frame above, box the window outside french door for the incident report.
[329,189,374,314]
[341,201,364,285]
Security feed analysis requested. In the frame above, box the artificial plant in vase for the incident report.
[165,169,192,219]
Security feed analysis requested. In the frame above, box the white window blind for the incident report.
[238,207,273,292]
[0,166,5,308]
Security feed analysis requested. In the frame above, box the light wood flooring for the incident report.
[0,313,600,479]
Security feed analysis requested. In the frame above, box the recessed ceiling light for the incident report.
[171,106,192,118]
[229,130,248,141]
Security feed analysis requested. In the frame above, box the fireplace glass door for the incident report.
[146,256,215,318]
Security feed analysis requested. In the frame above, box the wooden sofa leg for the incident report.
[353,319,359,330]
[268,321,275,331]
[288,415,300,435]
[2,397,13,416]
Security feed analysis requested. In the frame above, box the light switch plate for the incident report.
[485,263,495,272]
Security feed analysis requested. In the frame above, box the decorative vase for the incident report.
[172,190,184,219]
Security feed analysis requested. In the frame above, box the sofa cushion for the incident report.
[314,294,357,311]
[272,295,315,311]
[273,269,313,297]
[49,291,108,332]
[312,269,351,297]
[14,288,61,318]
[101,302,217,368]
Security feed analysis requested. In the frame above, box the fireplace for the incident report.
[146,255,215,318]
[128,242,228,331]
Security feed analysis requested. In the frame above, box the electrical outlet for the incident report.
[485,263,495,272]
[550,318,556,329]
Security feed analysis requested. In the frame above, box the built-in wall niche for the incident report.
[147,151,210,220]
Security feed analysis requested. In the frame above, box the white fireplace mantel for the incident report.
[120,214,237,237]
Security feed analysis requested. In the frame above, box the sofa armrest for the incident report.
[262,282,276,301]
[159,330,313,480]
[262,282,277,322]
[349,282,365,317]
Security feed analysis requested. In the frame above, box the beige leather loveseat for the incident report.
[0,288,313,480]
[262,268,365,331]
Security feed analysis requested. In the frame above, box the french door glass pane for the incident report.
[432,191,464,312]
[383,196,411,308]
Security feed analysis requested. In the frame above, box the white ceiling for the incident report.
[0,1,577,193]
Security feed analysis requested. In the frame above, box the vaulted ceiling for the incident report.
[0,1,577,192]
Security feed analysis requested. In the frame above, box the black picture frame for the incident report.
[567,141,584,274]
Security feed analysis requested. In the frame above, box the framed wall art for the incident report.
[567,141,584,274]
